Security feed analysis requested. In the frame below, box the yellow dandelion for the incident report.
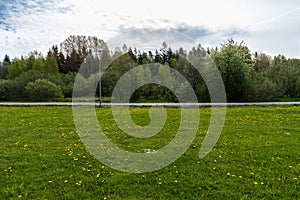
[96,173,100,178]
[64,180,68,183]
[227,172,231,176]
[254,182,258,185]
[76,181,82,186]
[250,172,254,176]
[293,178,298,181]
[289,166,293,168]
[239,176,242,179]
[73,157,78,161]
[261,182,264,185]
[48,180,53,183]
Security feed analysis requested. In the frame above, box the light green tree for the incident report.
[211,39,254,101]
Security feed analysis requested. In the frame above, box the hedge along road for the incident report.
[0,102,300,107]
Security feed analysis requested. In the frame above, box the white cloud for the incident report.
[1,0,300,59]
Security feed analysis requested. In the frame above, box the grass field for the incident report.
[0,106,300,199]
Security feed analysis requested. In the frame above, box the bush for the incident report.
[25,79,63,101]
[61,72,76,98]
[0,79,14,100]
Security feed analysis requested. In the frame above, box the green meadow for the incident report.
[0,106,299,199]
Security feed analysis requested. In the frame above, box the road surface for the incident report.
[0,102,300,107]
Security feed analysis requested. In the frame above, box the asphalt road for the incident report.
[0,102,300,107]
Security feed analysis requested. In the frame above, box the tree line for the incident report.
[0,36,300,102]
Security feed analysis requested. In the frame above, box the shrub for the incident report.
[0,79,14,100]
[25,79,63,101]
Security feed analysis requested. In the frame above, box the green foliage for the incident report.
[0,79,14,100]
[3,37,300,102]
[25,79,63,100]
[212,39,254,101]
[61,72,76,98]
[0,66,9,79]
[7,59,28,79]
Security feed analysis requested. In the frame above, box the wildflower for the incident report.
[261,182,264,185]
[48,181,53,183]
[293,178,298,181]
[289,166,293,168]
[175,180,178,183]
[254,182,258,185]
[239,176,242,179]
[96,173,100,178]
[227,173,231,176]
[64,180,68,183]
[250,172,254,176]
[76,181,82,186]
[73,157,78,161]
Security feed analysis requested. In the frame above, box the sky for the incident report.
[0,0,300,59]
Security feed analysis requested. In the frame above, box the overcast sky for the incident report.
[0,0,300,59]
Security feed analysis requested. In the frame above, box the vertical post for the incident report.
[98,48,103,108]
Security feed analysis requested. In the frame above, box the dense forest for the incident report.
[0,36,300,102]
